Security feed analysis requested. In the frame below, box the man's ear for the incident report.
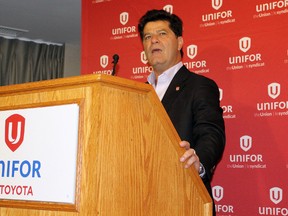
[177,36,184,51]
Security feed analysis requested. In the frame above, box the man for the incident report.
[138,9,225,214]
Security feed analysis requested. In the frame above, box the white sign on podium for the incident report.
[0,104,79,204]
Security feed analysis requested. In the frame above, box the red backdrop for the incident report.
[82,1,288,215]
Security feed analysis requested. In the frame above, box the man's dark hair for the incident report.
[138,9,184,57]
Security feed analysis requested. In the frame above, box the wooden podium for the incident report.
[0,74,212,216]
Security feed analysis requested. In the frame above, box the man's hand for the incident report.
[179,141,200,172]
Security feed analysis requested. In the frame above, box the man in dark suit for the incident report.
[138,9,225,215]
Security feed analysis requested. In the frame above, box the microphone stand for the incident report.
[111,54,119,76]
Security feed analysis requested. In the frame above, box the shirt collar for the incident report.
[147,62,183,85]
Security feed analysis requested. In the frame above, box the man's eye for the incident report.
[159,32,167,36]
[144,35,151,40]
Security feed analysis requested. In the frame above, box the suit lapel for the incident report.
[161,66,190,112]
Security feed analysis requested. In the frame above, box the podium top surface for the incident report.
[0,74,152,95]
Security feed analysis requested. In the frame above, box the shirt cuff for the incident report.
[199,162,206,178]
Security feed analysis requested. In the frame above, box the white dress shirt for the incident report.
[147,62,183,100]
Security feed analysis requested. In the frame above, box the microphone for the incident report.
[111,54,119,76]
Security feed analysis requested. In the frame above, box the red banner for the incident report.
[82,1,288,215]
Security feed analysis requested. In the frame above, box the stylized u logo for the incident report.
[240,135,252,152]
[268,83,280,99]
[5,114,25,152]
[270,187,283,204]
[163,5,173,14]
[140,51,148,64]
[219,88,223,101]
[120,12,129,25]
[187,44,198,60]
[212,0,223,10]
[100,55,109,68]
[212,186,224,202]
[239,37,251,53]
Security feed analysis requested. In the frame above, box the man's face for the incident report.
[142,20,183,75]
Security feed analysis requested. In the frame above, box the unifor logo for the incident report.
[268,82,280,99]
[239,37,251,53]
[5,114,25,152]
[100,55,109,68]
[212,0,223,10]
[212,186,224,202]
[187,44,198,60]
[120,12,129,25]
[219,88,223,101]
[140,51,148,64]
[240,135,252,152]
[163,5,173,14]
[270,187,283,204]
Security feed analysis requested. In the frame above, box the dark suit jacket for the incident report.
[161,65,225,195]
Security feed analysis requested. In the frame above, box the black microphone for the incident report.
[111,54,119,76]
